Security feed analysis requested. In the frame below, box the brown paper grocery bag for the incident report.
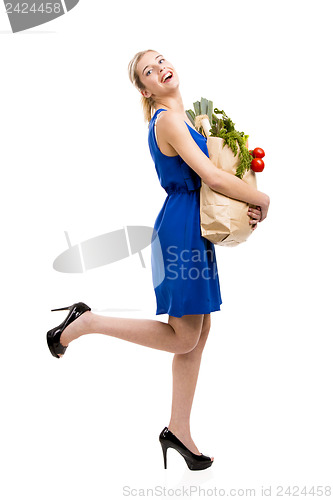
[196,115,257,247]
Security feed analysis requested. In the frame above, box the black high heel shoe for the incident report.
[46,302,91,359]
[159,427,214,471]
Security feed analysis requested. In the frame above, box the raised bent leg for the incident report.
[59,309,204,355]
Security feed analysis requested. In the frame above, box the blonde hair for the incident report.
[128,49,158,123]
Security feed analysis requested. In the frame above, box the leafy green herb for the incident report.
[186,98,252,179]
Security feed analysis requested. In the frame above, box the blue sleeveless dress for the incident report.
[148,108,222,317]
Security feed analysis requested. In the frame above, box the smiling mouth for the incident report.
[161,71,173,83]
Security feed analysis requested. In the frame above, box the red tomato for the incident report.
[249,150,254,157]
[253,147,265,158]
[251,158,265,172]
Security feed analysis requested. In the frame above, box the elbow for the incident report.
[206,174,225,193]
[207,178,220,192]
[209,169,234,196]
[204,168,226,193]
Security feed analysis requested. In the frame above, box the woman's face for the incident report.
[136,51,179,99]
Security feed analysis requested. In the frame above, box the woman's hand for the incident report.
[248,205,262,231]
[258,195,270,222]
[248,195,270,229]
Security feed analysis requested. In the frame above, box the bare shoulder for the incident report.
[156,110,187,136]
[157,109,180,124]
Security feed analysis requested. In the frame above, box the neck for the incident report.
[153,89,185,115]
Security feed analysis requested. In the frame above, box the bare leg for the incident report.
[167,314,214,459]
[57,308,212,458]
[58,310,203,356]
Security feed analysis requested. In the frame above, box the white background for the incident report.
[1,0,332,498]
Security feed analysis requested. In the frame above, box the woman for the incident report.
[46,49,269,471]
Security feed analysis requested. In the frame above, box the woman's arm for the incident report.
[157,111,270,210]
[213,168,270,210]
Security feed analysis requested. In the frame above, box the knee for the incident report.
[169,314,209,354]
[175,334,201,354]
[188,325,211,354]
